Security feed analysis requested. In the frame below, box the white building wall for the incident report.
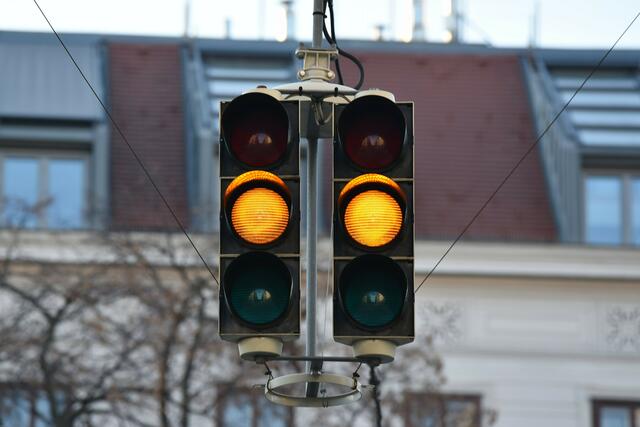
[419,270,640,427]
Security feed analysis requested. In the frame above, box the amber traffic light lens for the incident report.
[344,190,402,247]
[225,171,291,245]
[231,188,288,245]
[222,93,288,168]
[339,174,406,248]
[339,95,405,170]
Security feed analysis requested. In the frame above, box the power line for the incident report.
[32,0,220,288]
[414,10,640,295]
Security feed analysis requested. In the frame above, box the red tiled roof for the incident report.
[108,44,189,230]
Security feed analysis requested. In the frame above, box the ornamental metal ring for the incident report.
[263,372,368,407]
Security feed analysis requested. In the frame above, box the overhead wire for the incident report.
[31,0,220,288]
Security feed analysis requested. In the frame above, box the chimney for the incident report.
[282,0,295,41]
[412,0,425,41]
[224,18,232,39]
[529,0,540,48]
[183,0,191,38]
[445,0,462,43]
[374,24,385,41]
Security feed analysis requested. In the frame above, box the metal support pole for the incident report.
[302,0,330,399]
[305,136,318,375]
[312,0,324,48]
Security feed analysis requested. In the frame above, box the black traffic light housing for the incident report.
[332,92,415,363]
[218,90,300,360]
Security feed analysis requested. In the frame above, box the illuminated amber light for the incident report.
[344,190,402,247]
[231,188,289,244]
[339,174,405,248]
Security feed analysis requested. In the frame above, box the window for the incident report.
[584,173,640,246]
[218,389,293,427]
[186,54,295,231]
[204,56,293,132]
[633,179,640,244]
[549,68,640,148]
[0,151,88,230]
[404,393,481,427]
[594,400,640,427]
[0,387,63,427]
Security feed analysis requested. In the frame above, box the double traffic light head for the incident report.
[218,88,414,365]
[333,91,414,363]
[218,90,300,361]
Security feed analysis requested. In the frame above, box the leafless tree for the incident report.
[0,226,494,427]
[0,228,251,427]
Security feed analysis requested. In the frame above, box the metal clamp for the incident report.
[295,46,338,81]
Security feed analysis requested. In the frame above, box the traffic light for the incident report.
[333,90,414,363]
[218,89,300,361]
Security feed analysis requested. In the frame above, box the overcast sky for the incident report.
[1,0,639,49]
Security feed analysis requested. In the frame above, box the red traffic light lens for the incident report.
[338,95,406,171]
[222,92,289,168]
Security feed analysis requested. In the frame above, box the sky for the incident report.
[0,0,639,49]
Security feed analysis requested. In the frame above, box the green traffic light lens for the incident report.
[339,255,407,328]
[224,252,291,326]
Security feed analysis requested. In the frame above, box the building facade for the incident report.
[0,30,639,427]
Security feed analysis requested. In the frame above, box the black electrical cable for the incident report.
[322,0,365,90]
[322,0,343,84]
[322,28,344,84]
[369,365,382,427]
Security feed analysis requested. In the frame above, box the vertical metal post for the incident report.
[305,136,318,370]
[305,0,325,398]
[312,0,324,48]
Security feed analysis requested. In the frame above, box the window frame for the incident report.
[403,392,482,427]
[0,382,66,427]
[0,118,109,230]
[582,169,640,246]
[593,399,640,427]
[0,147,91,230]
[186,51,297,232]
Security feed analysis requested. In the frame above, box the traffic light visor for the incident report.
[339,255,407,328]
[225,171,291,245]
[224,252,292,326]
[221,92,289,168]
[339,174,406,248]
[338,95,406,171]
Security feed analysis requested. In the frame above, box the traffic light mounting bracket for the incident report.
[295,45,338,82]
